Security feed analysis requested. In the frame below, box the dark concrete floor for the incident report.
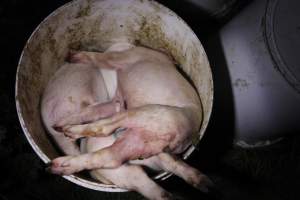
[0,1,299,200]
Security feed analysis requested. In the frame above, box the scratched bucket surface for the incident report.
[15,0,213,192]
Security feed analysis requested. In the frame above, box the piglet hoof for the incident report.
[62,124,89,139]
[193,175,223,199]
[47,155,88,175]
[193,174,215,193]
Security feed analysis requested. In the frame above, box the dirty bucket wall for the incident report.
[15,0,213,192]
[218,0,300,147]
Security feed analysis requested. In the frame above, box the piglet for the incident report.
[42,46,213,200]
[52,45,203,172]
[41,61,174,199]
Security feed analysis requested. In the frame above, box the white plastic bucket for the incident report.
[15,0,213,192]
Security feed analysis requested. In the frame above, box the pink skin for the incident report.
[42,58,212,200]
[41,63,115,155]
[50,46,203,172]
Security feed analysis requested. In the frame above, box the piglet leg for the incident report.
[95,165,172,200]
[49,128,169,174]
[61,110,127,139]
[62,105,189,144]
[54,100,121,129]
[157,153,214,193]
[130,153,214,194]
